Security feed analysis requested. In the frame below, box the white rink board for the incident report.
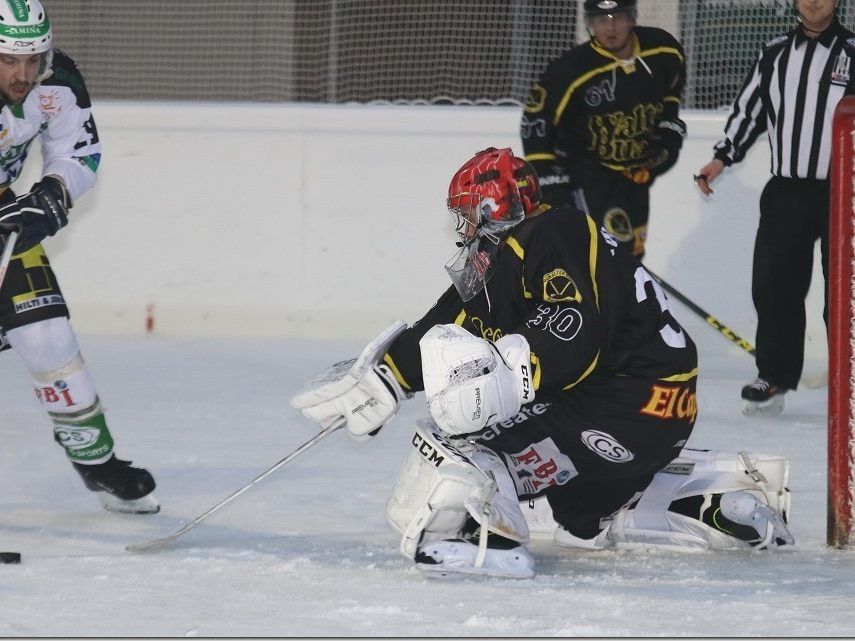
[26,102,825,360]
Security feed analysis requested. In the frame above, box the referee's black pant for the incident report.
[753,176,829,390]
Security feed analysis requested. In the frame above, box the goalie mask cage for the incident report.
[829,95,855,549]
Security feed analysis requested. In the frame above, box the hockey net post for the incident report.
[828,95,855,548]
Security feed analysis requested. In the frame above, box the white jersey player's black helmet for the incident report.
[0,0,54,80]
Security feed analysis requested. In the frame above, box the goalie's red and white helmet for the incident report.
[447,147,540,240]
[444,148,541,301]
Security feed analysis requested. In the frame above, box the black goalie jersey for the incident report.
[521,26,685,180]
[383,205,698,431]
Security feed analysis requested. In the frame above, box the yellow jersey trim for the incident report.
[382,353,412,391]
[558,37,682,125]
[506,236,524,260]
[563,351,600,390]
[658,368,699,382]
[524,152,556,162]
[531,352,542,391]
[586,213,600,311]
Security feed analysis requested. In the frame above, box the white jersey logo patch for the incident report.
[581,430,635,463]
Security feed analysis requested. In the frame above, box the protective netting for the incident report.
[46,0,850,108]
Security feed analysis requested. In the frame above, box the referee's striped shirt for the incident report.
[714,19,855,180]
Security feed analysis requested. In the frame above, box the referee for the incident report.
[695,0,855,416]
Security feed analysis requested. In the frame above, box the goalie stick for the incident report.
[126,417,344,553]
[646,268,827,389]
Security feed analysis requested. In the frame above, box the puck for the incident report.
[0,552,21,564]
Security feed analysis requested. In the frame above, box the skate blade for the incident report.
[416,562,534,580]
[98,492,160,515]
[742,395,785,417]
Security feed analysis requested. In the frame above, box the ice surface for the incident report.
[0,310,851,636]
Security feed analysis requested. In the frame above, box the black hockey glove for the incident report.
[648,119,686,179]
[538,167,576,208]
[0,176,71,254]
[622,121,686,186]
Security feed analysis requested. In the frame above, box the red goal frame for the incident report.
[828,95,855,548]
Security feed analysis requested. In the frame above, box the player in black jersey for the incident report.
[521,0,686,258]
[291,148,794,579]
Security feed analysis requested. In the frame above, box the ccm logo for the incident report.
[581,430,634,463]
[412,432,445,467]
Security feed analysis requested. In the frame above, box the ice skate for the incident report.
[741,379,786,416]
[73,456,159,514]
[415,534,535,579]
[719,490,794,548]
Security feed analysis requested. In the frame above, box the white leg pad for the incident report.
[386,418,529,559]
[606,448,792,550]
[537,448,793,552]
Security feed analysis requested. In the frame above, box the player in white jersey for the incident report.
[0,0,158,515]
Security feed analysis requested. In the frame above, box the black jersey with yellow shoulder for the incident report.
[521,26,685,179]
[383,204,697,402]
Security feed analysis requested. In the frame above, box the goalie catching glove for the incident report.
[0,176,71,254]
[420,324,534,435]
[289,321,412,441]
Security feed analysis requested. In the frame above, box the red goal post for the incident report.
[829,95,855,548]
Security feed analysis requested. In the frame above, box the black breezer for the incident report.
[0,188,69,349]
[385,204,698,541]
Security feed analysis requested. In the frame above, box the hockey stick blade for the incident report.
[125,417,345,553]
